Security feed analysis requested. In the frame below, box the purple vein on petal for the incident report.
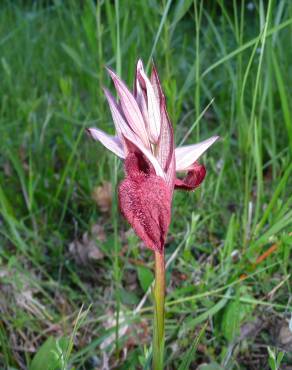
[106,67,150,148]
[150,62,164,107]
[137,61,161,143]
[135,61,151,138]
[160,104,175,189]
[104,88,133,137]
[151,64,175,189]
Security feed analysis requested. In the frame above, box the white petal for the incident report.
[103,88,123,138]
[137,63,161,143]
[87,128,125,158]
[134,59,145,98]
[104,88,133,139]
[175,136,219,171]
[135,70,149,124]
[107,68,150,148]
[104,88,146,155]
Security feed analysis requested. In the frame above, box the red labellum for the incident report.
[118,152,171,253]
[174,162,206,191]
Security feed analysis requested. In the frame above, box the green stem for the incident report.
[153,250,165,370]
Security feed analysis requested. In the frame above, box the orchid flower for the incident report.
[87,60,218,370]
[87,59,219,253]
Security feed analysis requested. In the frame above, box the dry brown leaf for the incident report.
[3,161,12,177]
[277,322,292,351]
[91,223,106,242]
[69,223,106,265]
[91,182,112,213]
[18,145,29,172]
[100,309,149,352]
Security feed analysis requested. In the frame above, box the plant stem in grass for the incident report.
[153,250,165,370]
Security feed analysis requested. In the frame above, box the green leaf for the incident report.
[180,288,231,337]
[120,289,139,305]
[30,336,69,370]
[272,51,292,152]
[276,351,285,367]
[221,298,241,342]
[178,322,207,370]
[221,288,253,342]
[171,0,193,28]
[268,359,275,370]
[137,266,154,292]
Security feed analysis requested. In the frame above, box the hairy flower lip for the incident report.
[119,151,171,252]
[87,59,219,252]
[175,162,207,191]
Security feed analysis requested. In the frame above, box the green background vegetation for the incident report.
[0,0,291,369]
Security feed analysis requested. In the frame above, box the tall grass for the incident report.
[0,0,291,368]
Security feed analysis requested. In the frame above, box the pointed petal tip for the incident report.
[86,127,125,158]
[105,67,150,147]
[85,127,99,137]
[86,127,103,142]
[208,135,220,147]
[137,66,161,142]
[175,135,220,172]
[150,61,159,76]
[151,59,157,72]
[203,135,220,144]
[206,135,220,146]
[136,58,144,68]
[85,127,93,137]
[102,86,112,99]
[103,86,120,107]
[105,66,117,80]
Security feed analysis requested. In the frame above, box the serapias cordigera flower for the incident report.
[87,60,219,253]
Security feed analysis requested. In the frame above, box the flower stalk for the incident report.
[153,250,165,370]
[86,59,219,367]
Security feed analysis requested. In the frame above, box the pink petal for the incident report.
[175,162,206,191]
[103,88,141,152]
[175,136,219,171]
[134,61,151,136]
[150,62,164,105]
[86,128,125,158]
[137,61,161,143]
[151,64,175,190]
[134,59,146,97]
[106,67,150,148]
[103,88,125,138]
[158,99,175,190]
[103,88,164,178]
[119,152,171,253]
